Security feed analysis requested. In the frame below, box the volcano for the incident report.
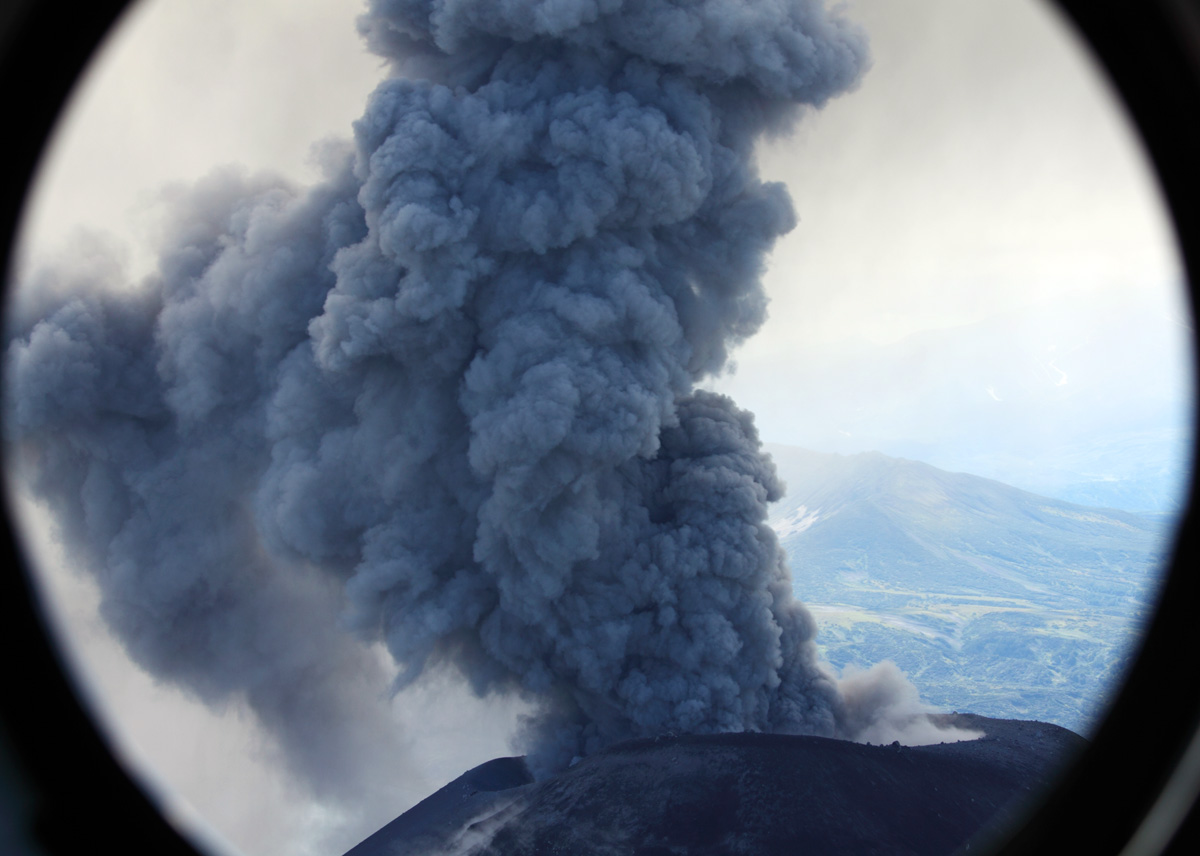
[345,713,1083,856]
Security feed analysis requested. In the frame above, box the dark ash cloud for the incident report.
[5,0,964,787]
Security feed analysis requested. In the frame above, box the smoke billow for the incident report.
[5,0,966,786]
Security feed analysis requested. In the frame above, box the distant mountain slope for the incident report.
[765,444,1172,732]
[344,718,1084,856]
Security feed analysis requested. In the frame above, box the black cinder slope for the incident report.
[345,715,1084,856]
[345,757,534,856]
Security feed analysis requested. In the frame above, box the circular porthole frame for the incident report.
[1,1,1199,854]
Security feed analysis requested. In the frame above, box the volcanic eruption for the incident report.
[5,0,973,801]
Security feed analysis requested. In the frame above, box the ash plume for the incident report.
[4,0,964,787]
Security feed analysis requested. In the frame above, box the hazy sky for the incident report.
[750,0,1180,347]
[6,1,1193,855]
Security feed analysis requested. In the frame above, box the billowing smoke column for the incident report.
[5,0,886,782]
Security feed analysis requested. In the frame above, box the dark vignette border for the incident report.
[0,2,198,853]
[0,1,1197,854]
[989,2,1200,853]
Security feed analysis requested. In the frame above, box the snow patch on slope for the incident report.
[770,504,821,539]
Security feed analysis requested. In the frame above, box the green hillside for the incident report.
[766,444,1175,733]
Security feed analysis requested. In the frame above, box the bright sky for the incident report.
[757,0,1180,338]
[712,0,1190,448]
[6,1,1194,855]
